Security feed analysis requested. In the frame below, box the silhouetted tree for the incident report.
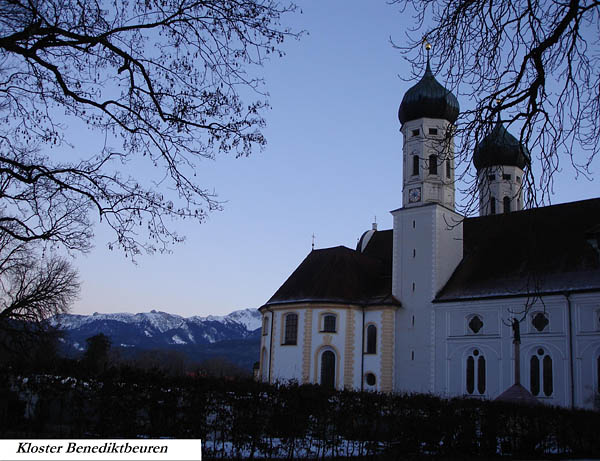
[197,356,250,378]
[393,0,599,211]
[132,349,189,376]
[0,0,299,256]
[0,233,79,353]
[83,333,112,374]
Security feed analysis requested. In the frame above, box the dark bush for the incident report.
[1,367,599,459]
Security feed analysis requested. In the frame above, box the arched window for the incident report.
[412,155,419,176]
[283,313,298,345]
[490,197,496,214]
[366,324,377,354]
[466,349,486,395]
[261,348,268,382]
[446,160,451,179]
[530,348,553,396]
[320,350,335,389]
[323,314,336,333]
[503,196,511,213]
[262,316,269,336]
[428,154,438,175]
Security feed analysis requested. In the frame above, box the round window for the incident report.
[365,373,376,386]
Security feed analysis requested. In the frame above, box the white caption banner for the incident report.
[0,439,201,461]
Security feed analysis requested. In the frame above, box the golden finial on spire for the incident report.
[425,42,432,51]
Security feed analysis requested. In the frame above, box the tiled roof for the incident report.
[436,198,600,301]
[263,230,398,308]
[263,198,600,308]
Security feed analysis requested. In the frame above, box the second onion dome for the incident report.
[473,118,530,170]
[398,59,460,125]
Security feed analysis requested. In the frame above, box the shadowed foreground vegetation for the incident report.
[1,366,599,460]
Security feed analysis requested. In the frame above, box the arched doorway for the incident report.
[320,350,336,389]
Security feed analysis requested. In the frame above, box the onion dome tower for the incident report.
[474,116,530,216]
[398,45,459,210]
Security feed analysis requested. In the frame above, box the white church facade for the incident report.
[258,59,600,410]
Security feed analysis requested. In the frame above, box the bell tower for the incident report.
[398,46,460,211]
[392,46,464,394]
[473,116,530,216]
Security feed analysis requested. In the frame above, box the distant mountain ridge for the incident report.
[51,308,262,369]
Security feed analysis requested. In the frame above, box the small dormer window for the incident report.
[429,128,438,135]
[487,174,496,181]
[412,129,420,137]
[503,173,511,180]
[516,176,521,183]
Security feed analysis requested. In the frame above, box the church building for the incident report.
[258,58,600,410]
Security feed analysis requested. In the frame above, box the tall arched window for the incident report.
[446,160,451,179]
[490,197,496,214]
[261,348,268,382]
[530,348,553,396]
[466,349,486,395]
[320,350,335,389]
[366,324,377,354]
[412,155,419,176]
[428,154,438,175]
[503,196,511,213]
[262,316,269,336]
[283,313,298,345]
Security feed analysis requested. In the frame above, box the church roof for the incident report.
[473,118,530,170]
[398,60,459,125]
[436,198,600,301]
[263,230,398,308]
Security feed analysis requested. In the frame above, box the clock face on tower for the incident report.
[409,187,422,203]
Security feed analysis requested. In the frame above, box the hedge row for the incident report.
[1,369,599,459]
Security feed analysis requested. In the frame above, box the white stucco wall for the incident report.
[259,305,396,392]
[434,293,600,409]
[391,203,463,394]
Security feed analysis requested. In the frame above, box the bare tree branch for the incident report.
[391,0,600,214]
[0,0,300,255]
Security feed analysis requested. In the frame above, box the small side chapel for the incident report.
[258,55,600,409]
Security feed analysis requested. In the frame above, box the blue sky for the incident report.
[71,1,599,317]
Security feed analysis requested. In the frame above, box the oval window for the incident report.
[365,373,376,386]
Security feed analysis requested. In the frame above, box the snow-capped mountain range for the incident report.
[51,308,262,362]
